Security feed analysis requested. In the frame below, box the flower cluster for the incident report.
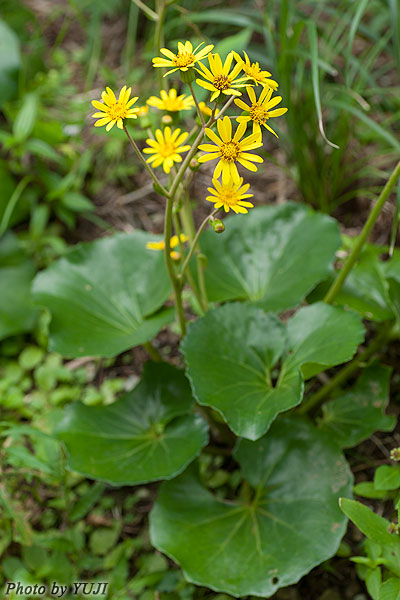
[91,40,287,214]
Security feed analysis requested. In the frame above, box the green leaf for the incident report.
[0,233,38,341]
[0,20,20,106]
[56,362,208,485]
[318,364,395,448]
[32,231,173,357]
[200,203,340,312]
[69,482,105,522]
[182,302,364,440]
[340,498,400,546]
[60,192,95,213]
[354,482,392,500]
[366,566,382,600]
[374,466,400,491]
[380,578,400,600]
[323,247,394,322]
[150,418,352,598]
[13,92,39,141]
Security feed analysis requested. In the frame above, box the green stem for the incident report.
[179,209,219,278]
[164,194,186,336]
[173,211,204,312]
[123,126,169,196]
[324,159,400,304]
[131,0,158,20]
[154,0,167,91]
[0,176,31,237]
[143,341,162,361]
[189,81,205,127]
[298,323,393,416]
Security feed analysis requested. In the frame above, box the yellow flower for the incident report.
[198,102,220,118]
[233,51,278,89]
[136,105,149,117]
[147,89,194,112]
[152,41,214,76]
[147,234,189,260]
[91,85,139,131]
[196,52,248,102]
[198,115,263,184]
[235,85,287,138]
[143,127,191,173]
[207,178,254,214]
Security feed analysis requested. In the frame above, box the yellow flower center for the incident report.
[173,52,195,67]
[244,63,263,81]
[250,103,268,124]
[106,102,128,121]
[158,141,176,158]
[213,75,231,90]
[218,189,239,206]
[220,141,241,161]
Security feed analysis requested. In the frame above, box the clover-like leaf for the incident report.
[32,232,173,357]
[318,364,395,448]
[182,302,364,440]
[56,362,208,485]
[150,418,352,598]
[199,203,340,312]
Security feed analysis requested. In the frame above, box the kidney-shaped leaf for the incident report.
[318,364,395,448]
[32,232,173,357]
[200,203,340,311]
[150,417,352,598]
[182,302,364,440]
[56,362,208,485]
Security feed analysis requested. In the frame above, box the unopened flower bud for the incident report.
[391,447,400,461]
[180,67,196,83]
[189,158,200,171]
[211,218,225,233]
[388,522,400,535]
[161,114,173,125]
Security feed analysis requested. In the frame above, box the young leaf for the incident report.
[32,231,173,357]
[56,362,208,485]
[150,417,352,597]
[380,578,400,600]
[374,466,400,491]
[339,498,400,546]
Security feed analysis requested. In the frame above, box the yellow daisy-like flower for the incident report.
[233,51,278,89]
[207,178,254,214]
[152,41,214,76]
[91,85,139,131]
[198,102,220,118]
[143,127,191,174]
[235,86,287,139]
[136,105,149,117]
[147,234,189,260]
[196,52,249,102]
[198,116,263,184]
[147,89,194,112]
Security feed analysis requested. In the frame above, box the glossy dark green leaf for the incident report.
[0,233,38,340]
[56,362,208,485]
[318,364,395,448]
[182,302,364,440]
[200,203,340,311]
[151,418,352,597]
[32,232,173,357]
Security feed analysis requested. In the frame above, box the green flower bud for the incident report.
[180,67,196,83]
[210,218,225,233]
[189,158,200,171]
[391,447,400,461]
